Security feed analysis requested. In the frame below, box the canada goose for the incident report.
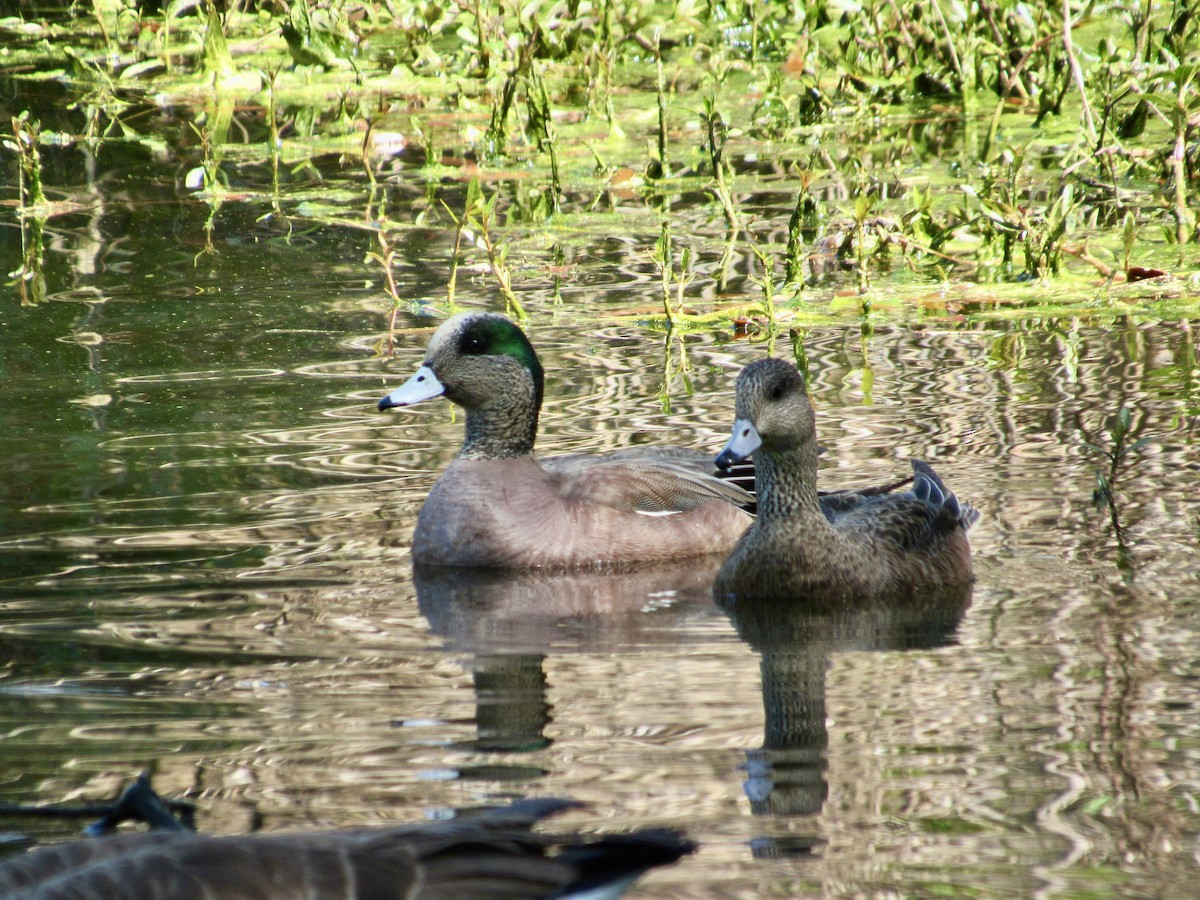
[0,797,693,899]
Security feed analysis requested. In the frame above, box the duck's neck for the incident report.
[459,399,539,460]
[755,444,825,524]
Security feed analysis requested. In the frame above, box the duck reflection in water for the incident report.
[721,583,973,859]
[709,356,979,856]
[413,557,725,762]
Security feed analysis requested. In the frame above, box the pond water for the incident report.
[3,73,1200,898]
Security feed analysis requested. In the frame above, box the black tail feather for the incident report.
[910,459,978,531]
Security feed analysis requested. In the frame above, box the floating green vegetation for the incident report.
[1,0,1199,326]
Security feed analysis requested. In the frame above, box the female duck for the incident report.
[713,358,978,600]
[378,312,753,568]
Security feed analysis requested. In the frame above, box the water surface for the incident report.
[2,74,1199,898]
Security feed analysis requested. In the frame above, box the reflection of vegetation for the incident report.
[652,217,693,328]
[1087,407,1151,570]
[655,328,693,414]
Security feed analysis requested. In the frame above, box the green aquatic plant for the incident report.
[784,168,824,287]
[1089,407,1151,504]
[442,179,526,320]
[13,0,1199,328]
[849,188,878,296]
[281,0,357,72]
[484,17,540,161]
[653,31,670,179]
[264,69,285,218]
[10,211,46,306]
[747,238,779,328]
[368,223,405,333]
[185,100,234,261]
[786,327,809,380]
[702,94,738,231]
[1163,65,1199,249]
[584,39,618,135]
[7,112,46,212]
[444,194,467,312]
[199,0,234,80]
[749,68,792,140]
[963,139,1084,281]
[4,114,47,305]
[784,188,808,288]
[525,63,562,212]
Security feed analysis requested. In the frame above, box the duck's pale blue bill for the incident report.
[378,365,444,411]
[715,418,761,468]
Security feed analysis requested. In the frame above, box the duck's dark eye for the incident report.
[462,335,486,355]
[769,383,786,401]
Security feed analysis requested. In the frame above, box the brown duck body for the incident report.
[413,453,751,568]
[714,458,976,599]
[713,359,978,602]
[380,313,752,569]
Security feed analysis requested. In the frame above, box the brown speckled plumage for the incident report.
[379,313,752,568]
[713,358,979,601]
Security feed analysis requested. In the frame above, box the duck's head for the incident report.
[378,312,545,415]
[716,357,815,467]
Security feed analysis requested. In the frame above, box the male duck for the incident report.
[713,357,979,600]
[378,312,754,568]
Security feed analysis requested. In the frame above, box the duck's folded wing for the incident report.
[840,496,944,550]
[545,456,754,513]
[840,460,977,550]
[818,475,915,519]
